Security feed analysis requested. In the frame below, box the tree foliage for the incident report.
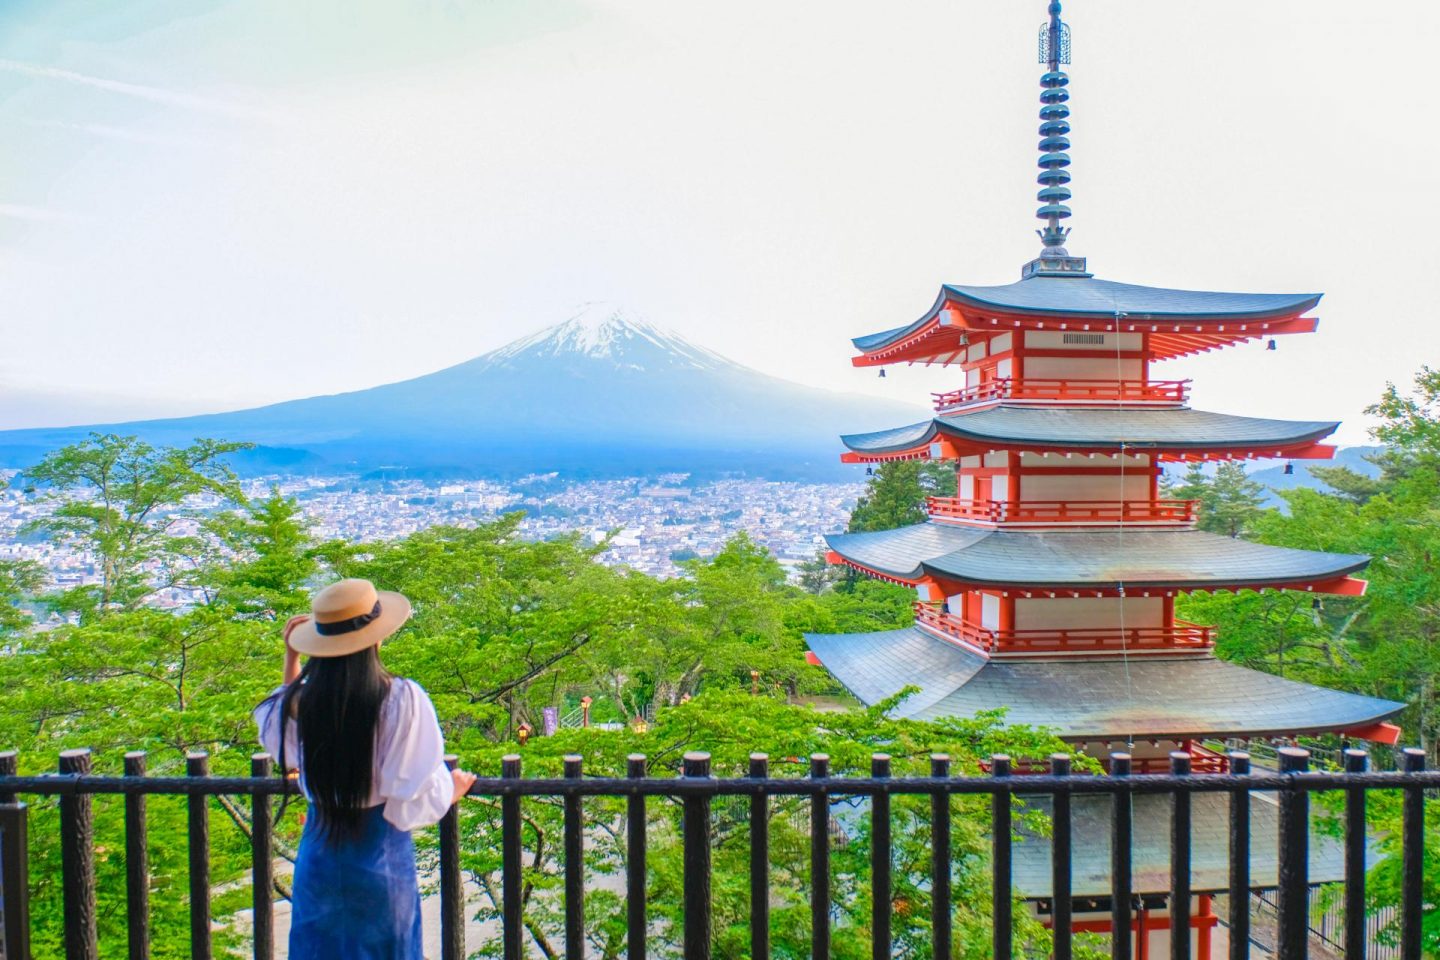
[1175,368,1440,952]
[847,461,955,533]
[1164,461,1266,538]
[21,434,251,617]
[3,435,1066,958]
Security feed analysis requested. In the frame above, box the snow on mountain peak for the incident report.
[483,303,736,372]
[549,303,655,357]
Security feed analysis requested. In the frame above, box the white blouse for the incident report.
[253,677,454,832]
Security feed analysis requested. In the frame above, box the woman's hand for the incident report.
[281,615,309,685]
[283,615,311,649]
[450,768,477,805]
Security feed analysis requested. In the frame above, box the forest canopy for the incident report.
[1,366,1439,956]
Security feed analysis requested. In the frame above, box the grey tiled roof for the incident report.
[1012,792,1349,898]
[824,524,1369,588]
[803,627,1404,738]
[852,277,1320,352]
[840,406,1339,455]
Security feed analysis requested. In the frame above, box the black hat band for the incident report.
[314,600,383,636]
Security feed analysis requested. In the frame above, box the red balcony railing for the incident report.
[912,604,1216,655]
[980,743,1230,775]
[926,497,1198,525]
[1123,744,1230,775]
[931,377,1189,411]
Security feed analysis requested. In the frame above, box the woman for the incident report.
[254,578,477,959]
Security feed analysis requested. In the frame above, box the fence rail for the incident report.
[0,746,1433,960]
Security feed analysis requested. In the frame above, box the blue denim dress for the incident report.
[289,805,423,959]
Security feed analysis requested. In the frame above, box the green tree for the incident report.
[797,548,842,595]
[0,558,43,637]
[22,433,251,617]
[848,461,956,533]
[201,489,346,617]
[1166,461,1266,538]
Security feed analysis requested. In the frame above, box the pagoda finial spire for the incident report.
[1022,0,1090,279]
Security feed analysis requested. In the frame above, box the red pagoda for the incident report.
[803,3,1405,956]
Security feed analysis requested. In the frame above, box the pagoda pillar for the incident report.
[1196,895,1214,960]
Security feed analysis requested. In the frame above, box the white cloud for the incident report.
[0,59,280,123]
[0,204,80,223]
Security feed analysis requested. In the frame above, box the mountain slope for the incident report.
[0,305,923,479]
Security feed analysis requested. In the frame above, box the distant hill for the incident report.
[1249,445,1383,506]
[0,305,924,480]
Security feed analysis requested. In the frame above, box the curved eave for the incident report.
[851,282,1321,366]
[939,281,1322,323]
[823,524,1371,593]
[804,627,1404,741]
[839,408,1340,460]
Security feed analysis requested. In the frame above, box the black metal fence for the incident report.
[1254,886,1402,960]
[0,746,1433,960]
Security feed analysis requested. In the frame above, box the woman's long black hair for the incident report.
[272,646,393,842]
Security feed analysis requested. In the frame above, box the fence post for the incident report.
[1169,751,1192,960]
[1276,747,1309,960]
[990,754,1012,960]
[627,754,648,960]
[931,754,952,960]
[1399,748,1425,960]
[250,754,274,960]
[59,748,97,960]
[0,751,30,960]
[1050,754,1072,960]
[682,752,712,960]
[749,754,769,960]
[563,755,584,960]
[870,754,892,960]
[1342,749,1367,960]
[501,754,523,960]
[187,752,212,960]
[1227,751,1251,960]
[809,753,831,960]
[123,751,149,960]
[440,754,464,960]
[1110,752,1133,960]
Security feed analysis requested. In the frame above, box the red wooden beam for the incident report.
[1341,722,1402,745]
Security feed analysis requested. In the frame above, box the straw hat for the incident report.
[286,579,413,657]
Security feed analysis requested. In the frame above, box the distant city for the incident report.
[0,471,862,611]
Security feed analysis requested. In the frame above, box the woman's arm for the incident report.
[378,680,474,831]
[281,615,309,685]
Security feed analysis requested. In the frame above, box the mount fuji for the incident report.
[0,305,923,479]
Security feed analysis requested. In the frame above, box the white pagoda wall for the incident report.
[1020,472,1151,502]
[1013,596,1164,631]
[1021,355,1144,381]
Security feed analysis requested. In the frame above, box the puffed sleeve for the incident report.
[376,680,454,831]
[253,685,298,769]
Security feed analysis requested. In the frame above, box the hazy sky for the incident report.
[1,0,1435,444]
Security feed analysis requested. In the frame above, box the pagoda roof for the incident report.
[1013,792,1352,898]
[803,626,1403,739]
[853,276,1321,354]
[840,406,1338,460]
[824,523,1368,590]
